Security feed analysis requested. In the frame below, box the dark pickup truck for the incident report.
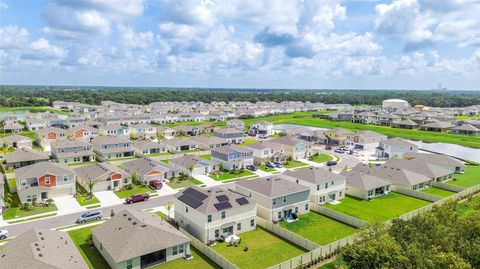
[125,193,150,204]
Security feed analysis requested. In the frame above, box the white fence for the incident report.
[310,203,367,228]
[432,181,465,192]
[391,187,442,202]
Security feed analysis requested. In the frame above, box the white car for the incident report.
[0,230,8,240]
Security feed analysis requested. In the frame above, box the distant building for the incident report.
[382,99,409,109]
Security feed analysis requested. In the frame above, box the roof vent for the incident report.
[39,254,43,257]
[127,217,132,221]
[133,221,137,225]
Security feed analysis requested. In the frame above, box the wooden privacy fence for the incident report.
[391,187,442,202]
[309,203,367,228]
[432,181,465,192]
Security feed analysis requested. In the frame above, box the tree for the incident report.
[87,180,96,199]
[130,172,140,185]
[2,192,13,209]
[165,201,173,220]
[187,165,194,175]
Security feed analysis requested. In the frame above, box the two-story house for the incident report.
[345,131,388,150]
[376,138,418,159]
[175,186,256,243]
[67,125,99,142]
[14,162,76,203]
[283,167,346,204]
[25,118,46,131]
[128,123,156,139]
[244,140,286,164]
[35,127,67,148]
[211,145,254,170]
[226,119,245,130]
[99,124,130,138]
[189,136,228,150]
[235,175,310,222]
[50,139,95,164]
[91,136,134,160]
[213,128,244,144]
[324,128,354,146]
[248,121,274,138]
[268,137,312,160]
[74,162,130,191]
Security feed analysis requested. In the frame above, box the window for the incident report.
[283,196,287,203]
[172,246,178,255]
[45,177,50,184]
[26,195,32,202]
[185,206,188,213]
[124,178,128,184]
[295,207,298,213]
[215,229,219,237]
[305,203,309,210]
[316,185,320,191]
[331,181,334,186]
[63,175,68,182]
[221,211,226,219]
[272,198,277,206]
[325,182,328,189]
[277,211,281,219]
[21,179,27,186]
[207,215,212,223]
[179,244,184,254]
[250,219,255,227]
[237,223,241,231]
[126,260,132,269]
[339,191,342,197]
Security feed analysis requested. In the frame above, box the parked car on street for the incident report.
[273,162,283,168]
[126,193,150,204]
[76,210,103,223]
[326,160,338,166]
[334,149,344,153]
[246,165,257,171]
[149,180,163,190]
[0,230,8,240]
[266,162,276,168]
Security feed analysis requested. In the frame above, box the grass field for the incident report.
[421,187,456,197]
[68,226,110,269]
[168,178,204,189]
[211,227,307,269]
[200,154,211,160]
[318,258,349,269]
[447,165,480,188]
[258,166,276,172]
[241,138,258,146]
[324,193,431,222]
[76,183,100,206]
[279,212,357,245]
[213,170,254,181]
[309,153,334,163]
[152,247,221,269]
[0,106,70,114]
[284,160,309,169]
[114,185,155,198]
[458,195,480,216]
[0,130,36,140]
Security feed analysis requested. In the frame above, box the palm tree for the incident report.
[87,180,96,199]
[130,172,140,185]
[1,192,13,209]
[165,201,173,220]
[187,165,194,176]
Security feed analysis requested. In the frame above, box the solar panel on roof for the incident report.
[216,194,228,202]
[236,197,249,206]
[184,188,208,201]
[214,201,232,211]
[178,194,202,209]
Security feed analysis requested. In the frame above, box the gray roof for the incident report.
[342,170,391,191]
[403,152,465,167]
[51,138,90,149]
[175,186,253,214]
[382,138,417,147]
[451,124,480,132]
[15,161,73,179]
[99,124,127,131]
[350,163,431,187]
[284,167,346,184]
[92,209,189,263]
[0,228,88,269]
[68,125,98,133]
[132,139,163,150]
[421,121,456,129]
[394,119,419,126]
[212,144,253,154]
[74,162,128,183]
[91,135,130,145]
[5,148,49,164]
[269,136,311,147]
[169,154,213,168]
[122,157,172,176]
[236,175,309,198]
[385,158,453,179]
[37,127,67,136]
[214,128,243,135]
[164,137,197,147]
[0,134,32,144]
[189,136,228,145]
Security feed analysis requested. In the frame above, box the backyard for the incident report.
[210,227,307,269]
[421,187,456,197]
[68,226,110,269]
[200,154,211,160]
[240,138,258,146]
[458,195,480,216]
[447,165,480,188]
[309,153,334,163]
[324,193,431,222]
[279,211,357,245]
[152,247,221,269]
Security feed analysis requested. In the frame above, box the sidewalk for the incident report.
[193,174,224,187]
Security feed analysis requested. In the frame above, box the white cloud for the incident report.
[117,25,153,49]
[0,25,29,49]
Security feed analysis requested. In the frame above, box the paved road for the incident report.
[312,146,361,172]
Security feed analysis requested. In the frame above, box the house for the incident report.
[324,128,354,145]
[91,136,134,160]
[99,124,130,138]
[420,121,456,132]
[156,126,177,138]
[92,209,190,269]
[248,121,274,137]
[75,162,130,192]
[14,161,76,203]
[227,119,245,130]
[4,148,50,169]
[65,116,86,128]
[164,138,198,153]
[197,124,219,134]
[376,138,418,159]
[385,158,454,183]
[268,137,312,160]
[283,167,346,204]
[345,131,388,150]
[129,123,156,139]
[403,152,465,173]
[132,139,167,155]
[213,128,244,144]
[2,123,23,133]
[122,157,174,183]
[211,145,254,170]
[174,125,199,136]
[392,119,419,129]
[450,124,480,136]
[175,186,256,243]
[35,127,67,148]
[25,118,46,131]
[68,125,99,142]
[235,175,310,222]
[0,228,88,269]
[50,139,94,164]
[243,140,286,164]
[189,136,228,150]
[0,135,32,149]
[342,169,392,200]
[169,155,217,176]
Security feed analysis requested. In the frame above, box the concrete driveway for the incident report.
[52,196,83,215]
[93,191,124,206]
[156,184,178,197]
[193,174,223,187]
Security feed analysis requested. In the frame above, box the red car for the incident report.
[126,193,150,204]
[149,180,163,190]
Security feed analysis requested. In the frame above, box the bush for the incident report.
[21,202,32,211]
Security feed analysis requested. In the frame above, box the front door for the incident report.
[223,226,233,236]
[328,193,336,202]
[41,192,48,200]
[113,180,119,189]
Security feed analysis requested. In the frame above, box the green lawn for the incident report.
[258,166,276,173]
[2,204,58,220]
[7,178,16,190]
[200,154,211,160]
[458,195,480,216]
[318,258,349,269]
[114,185,155,198]
[284,160,309,169]
[420,187,456,197]
[279,211,357,245]
[8,212,57,224]
[241,138,258,146]
[447,165,480,188]
[324,193,431,222]
[147,152,173,157]
[68,161,99,167]
[211,227,307,269]
[152,247,221,269]
[309,153,333,163]
[212,170,254,181]
[68,226,110,269]
[168,178,204,189]
[0,106,70,115]
[75,183,100,206]
[0,130,36,140]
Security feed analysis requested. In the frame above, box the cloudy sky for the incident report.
[0,0,479,90]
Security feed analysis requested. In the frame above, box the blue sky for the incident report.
[0,0,479,90]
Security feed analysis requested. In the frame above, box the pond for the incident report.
[404,140,480,163]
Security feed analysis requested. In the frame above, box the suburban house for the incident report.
[198,124,219,134]
[14,161,76,203]
[0,228,89,269]
[3,123,23,133]
[227,119,245,130]
[25,118,46,131]
[342,169,392,200]
[211,145,254,170]
[132,139,167,155]
[450,124,480,136]
[99,124,130,138]
[0,135,32,149]
[156,126,177,138]
[74,162,130,191]
[164,138,198,153]
[283,167,346,204]
[324,128,354,145]
[129,123,156,139]
[91,136,134,160]
[92,209,190,269]
[244,140,286,164]
[376,138,418,159]
[174,125,199,136]
[174,186,256,243]
[189,136,228,150]
[35,127,67,148]
[248,121,274,137]
[213,128,245,144]
[169,155,217,176]
[50,138,95,164]
[235,175,310,222]
[420,121,456,132]
[4,148,50,169]
[392,119,419,129]
[345,131,388,150]
[65,116,86,128]
[268,137,312,160]
[385,158,454,183]
[403,152,465,173]
[122,157,174,183]
[67,125,99,142]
